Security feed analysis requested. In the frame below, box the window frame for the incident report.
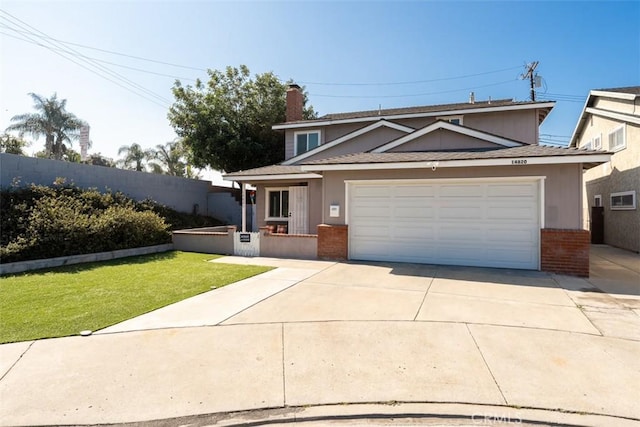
[594,195,602,207]
[437,115,464,125]
[293,130,321,156]
[593,134,602,150]
[608,125,626,152]
[610,190,636,211]
[264,187,290,221]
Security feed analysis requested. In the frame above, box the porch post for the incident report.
[241,181,247,232]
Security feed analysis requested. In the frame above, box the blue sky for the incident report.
[1,1,638,181]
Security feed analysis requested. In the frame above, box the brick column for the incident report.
[540,229,590,277]
[317,224,348,261]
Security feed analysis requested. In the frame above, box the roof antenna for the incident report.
[378,104,381,116]
[488,96,491,104]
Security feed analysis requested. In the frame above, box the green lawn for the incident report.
[0,251,272,344]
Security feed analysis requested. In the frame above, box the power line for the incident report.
[309,79,517,99]
[0,22,209,72]
[298,66,522,86]
[0,29,197,82]
[0,11,172,108]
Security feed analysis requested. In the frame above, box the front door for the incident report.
[288,186,308,234]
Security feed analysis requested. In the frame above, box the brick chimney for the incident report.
[286,84,304,122]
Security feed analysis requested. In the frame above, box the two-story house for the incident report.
[569,86,639,253]
[225,85,611,276]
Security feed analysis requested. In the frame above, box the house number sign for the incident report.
[511,159,528,165]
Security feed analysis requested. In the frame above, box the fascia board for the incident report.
[590,90,638,101]
[282,120,414,166]
[585,107,640,125]
[300,154,612,172]
[272,102,556,130]
[223,173,322,181]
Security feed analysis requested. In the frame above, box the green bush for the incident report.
[0,181,222,263]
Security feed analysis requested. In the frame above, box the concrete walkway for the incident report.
[1,248,639,426]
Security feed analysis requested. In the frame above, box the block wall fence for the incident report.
[0,153,213,215]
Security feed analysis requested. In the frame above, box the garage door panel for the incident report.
[487,205,537,220]
[439,206,483,220]
[487,183,537,197]
[349,179,540,270]
[440,184,484,197]
[395,185,434,198]
[394,225,435,239]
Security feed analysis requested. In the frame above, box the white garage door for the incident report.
[348,179,540,270]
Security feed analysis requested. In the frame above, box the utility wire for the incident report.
[298,66,522,86]
[0,30,197,82]
[0,11,172,107]
[309,79,517,99]
[0,22,209,72]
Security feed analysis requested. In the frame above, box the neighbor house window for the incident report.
[437,115,463,125]
[594,195,602,207]
[610,191,636,210]
[593,135,602,150]
[266,188,289,219]
[294,130,320,155]
[608,125,625,151]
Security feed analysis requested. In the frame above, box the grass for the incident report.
[0,251,272,344]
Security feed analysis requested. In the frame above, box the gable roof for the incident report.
[281,119,414,166]
[300,145,611,171]
[273,99,555,130]
[569,86,640,147]
[371,120,524,153]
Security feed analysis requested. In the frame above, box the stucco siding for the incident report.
[388,129,499,152]
[593,97,638,115]
[321,164,583,230]
[464,110,538,144]
[576,100,639,252]
[299,126,408,163]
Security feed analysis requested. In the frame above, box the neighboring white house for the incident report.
[570,86,640,253]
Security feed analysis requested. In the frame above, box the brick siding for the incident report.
[540,229,590,277]
[317,224,348,260]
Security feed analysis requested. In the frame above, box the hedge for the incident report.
[0,181,222,263]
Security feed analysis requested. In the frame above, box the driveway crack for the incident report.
[413,265,438,321]
[465,324,507,405]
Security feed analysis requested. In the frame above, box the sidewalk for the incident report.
[1,252,639,426]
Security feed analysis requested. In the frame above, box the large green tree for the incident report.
[5,93,86,160]
[168,65,315,173]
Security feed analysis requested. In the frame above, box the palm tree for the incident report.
[117,143,151,172]
[148,140,186,176]
[5,93,85,160]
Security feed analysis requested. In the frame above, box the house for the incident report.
[224,85,611,276]
[569,86,640,253]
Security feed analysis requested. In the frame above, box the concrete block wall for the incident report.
[0,153,212,215]
[172,226,236,255]
[259,227,317,259]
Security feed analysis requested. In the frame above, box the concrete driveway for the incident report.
[1,247,639,426]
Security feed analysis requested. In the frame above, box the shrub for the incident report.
[0,182,220,263]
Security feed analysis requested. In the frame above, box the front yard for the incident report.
[0,251,271,343]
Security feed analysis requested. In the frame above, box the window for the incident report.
[610,191,636,210]
[608,125,626,151]
[594,195,602,207]
[266,188,289,219]
[593,135,602,150]
[294,131,320,155]
[437,115,463,125]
